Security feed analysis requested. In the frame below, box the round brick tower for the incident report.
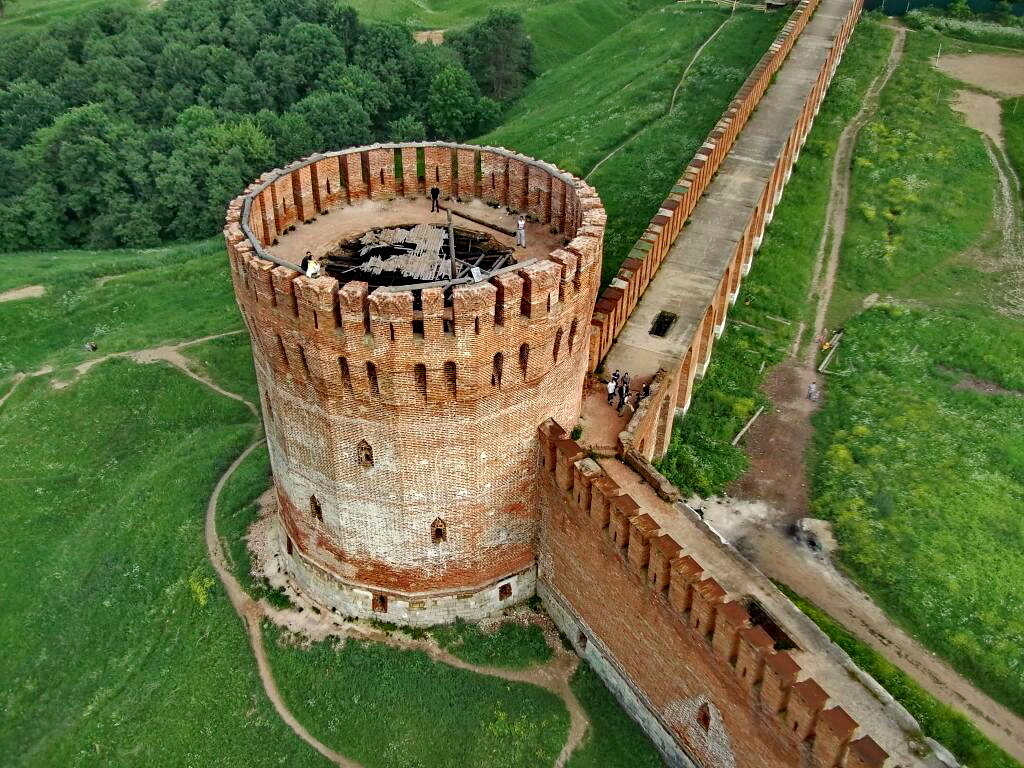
[224,142,605,625]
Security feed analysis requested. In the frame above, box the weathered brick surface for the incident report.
[226,143,603,624]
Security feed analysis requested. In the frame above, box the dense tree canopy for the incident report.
[0,0,529,249]
[446,10,534,103]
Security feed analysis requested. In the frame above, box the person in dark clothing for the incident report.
[300,251,312,274]
[616,385,629,414]
[640,381,651,399]
[621,371,631,392]
[430,186,441,212]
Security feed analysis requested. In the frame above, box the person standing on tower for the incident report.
[430,185,441,212]
[516,215,527,248]
[607,378,617,404]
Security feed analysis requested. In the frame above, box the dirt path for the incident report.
[0,284,44,303]
[716,27,1024,759]
[584,9,736,180]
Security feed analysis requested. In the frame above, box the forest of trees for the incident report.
[0,0,533,249]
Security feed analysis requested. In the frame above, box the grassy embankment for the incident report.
[655,19,897,493]
[481,3,784,285]
[783,587,1020,768]
[812,29,1024,719]
[1005,96,1024,188]
[0,0,141,37]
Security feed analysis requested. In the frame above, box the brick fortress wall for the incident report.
[224,143,606,625]
[538,422,930,768]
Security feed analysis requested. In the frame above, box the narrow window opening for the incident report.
[697,703,711,733]
[379,168,384,185]
[326,178,332,195]
[357,440,373,467]
[546,294,551,313]
[519,343,530,377]
[298,346,311,378]
[276,335,289,366]
[390,323,396,342]
[264,394,274,420]
[442,317,453,335]
[568,319,578,352]
[360,152,370,184]
[310,495,323,522]
[367,362,380,395]
[490,171,496,190]
[553,328,563,363]
[474,316,480,334]
[492,352,503,387]
[412,319,424,337]
[431,517,447,544]
[792,721,799,733]
[443,361,457,398]
[414,363,427,401]
[577,632,588,651]
[286,536,293,555]
[372,593,388,613]
[339,357,352,392]
[434,166,440,182]
[498,583,512,601]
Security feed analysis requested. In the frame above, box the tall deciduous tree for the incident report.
[447,10,534,103]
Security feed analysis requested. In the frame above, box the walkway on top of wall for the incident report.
[603,0,855,379]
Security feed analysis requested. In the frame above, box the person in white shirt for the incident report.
[606,378,617,404]
[516,215,526,248]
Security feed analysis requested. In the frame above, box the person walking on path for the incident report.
[516,215,527,248]
[611,370,621,387]
[430,185,441,212]
[621,371,630,393]
[616,385,629,414]
[606,378,617,405]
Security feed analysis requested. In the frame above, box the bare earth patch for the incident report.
[414,29,445,45]
[934,53,1024,97]
[0,284,44,303]
[951,89,1004,144]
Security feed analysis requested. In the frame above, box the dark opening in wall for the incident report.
[650,311,678,337]
[298,345,311,378]
[697,703,711,732]
[379,168,384,186]
[372,593,388,613]
[412,319,424,337]
[553,328,563,362]
[339,357,352,391]
[577,632,588,651]
[276,335,289,366]
[568,319,578,352]
[498,583,512,601]
[264,394,273,420]
[286,536,293,555]
[492,352,503,387]
[744,597,798,651]
[519,343,530,377]
[414,363,427,400]
[431,517,447,544]
[443,361,457,397]
[357,440,373,468]
[310,495,323,522]
[367,361,380,395]
[474,316,480,335]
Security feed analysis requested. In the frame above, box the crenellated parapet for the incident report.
[224,143,605,408]
[535,418,937,768]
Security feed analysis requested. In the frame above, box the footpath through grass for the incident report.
[782,587,1020,768]
[1004,96,1024,191]
[812,29,1024,719]
[481,4,784,285]
[656,19,897,494]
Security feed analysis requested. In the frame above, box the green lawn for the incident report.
[266,626,570,768]
[811,30,1024,718]
[656,19,897,494]
[1004,97,1024,193]
[339,0,669,71]
[566,662,663,768]
[481,4,783,284]
[783,587,1020,768]
[431,617,553,668]
[0,0,141,37]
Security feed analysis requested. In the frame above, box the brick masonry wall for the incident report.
[590,0,846,372]
[537,421,893,768]
[225,143,606,622]
[620,0,864,461]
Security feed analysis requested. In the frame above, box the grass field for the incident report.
[1005,97,1024,192]
[0,0,141,37]
[339,0,668,71]
[782,587,1020,768]
[431,618,554,668]
[655,19,897,494]
[481,4,784,285]
[811,29,1024,717]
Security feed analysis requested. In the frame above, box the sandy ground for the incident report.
[951,89,1005,143]
[413,29,445,44]
[935,53,1024,97]
[0,284,44,302]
